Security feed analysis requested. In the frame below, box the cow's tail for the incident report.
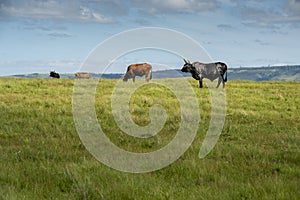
[150,69,152,80]
[223,71,227,82]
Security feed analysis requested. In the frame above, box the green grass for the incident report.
[0,78,299,199]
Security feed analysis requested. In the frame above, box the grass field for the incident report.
[0,78,299,199]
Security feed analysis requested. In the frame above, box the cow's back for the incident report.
[193,62,217,75]
[127,63,151,70]
[127,63,140,72]
[75,72,91,78]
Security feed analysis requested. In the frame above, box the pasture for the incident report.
[0,78,299,199]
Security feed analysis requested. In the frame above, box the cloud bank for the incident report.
[1,0,299,29]
[0,0,113,23]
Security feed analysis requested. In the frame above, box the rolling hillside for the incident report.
[227,65,300,81]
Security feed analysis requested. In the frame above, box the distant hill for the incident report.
[227,65,300,81]
[5,65,300,81]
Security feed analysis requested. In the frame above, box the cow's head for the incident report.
[181,59,194,73]
[121,74,129,82]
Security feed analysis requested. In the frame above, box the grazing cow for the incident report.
[49,71,60,79]
[181,59,227,88]
[122,63,152,82]
[75,72,91,79]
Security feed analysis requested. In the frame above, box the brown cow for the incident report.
[122,63,152,82]
[75,72,91,79]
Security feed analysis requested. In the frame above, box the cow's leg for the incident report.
[216,77,221,88]
[217,75,224,88]
[199,79,203,88]
[132,76,135,82]
[217,74,226,88]
[146,72,150,82]
[220,74,225,88]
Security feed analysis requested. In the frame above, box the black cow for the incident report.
[49,71,60,79]
[181,59,227,88]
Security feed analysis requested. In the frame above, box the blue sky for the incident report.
[0,0,299,75]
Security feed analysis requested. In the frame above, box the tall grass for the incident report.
[0,78,299,199]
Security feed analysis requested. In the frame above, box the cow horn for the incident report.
[183,59,188,64]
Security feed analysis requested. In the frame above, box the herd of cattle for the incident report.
[50,59,228,88]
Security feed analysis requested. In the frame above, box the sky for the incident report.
[0,0,300,75]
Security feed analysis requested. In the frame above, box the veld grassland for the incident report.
[0,78,299,200]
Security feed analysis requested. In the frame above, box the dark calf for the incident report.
[49,71,60,79]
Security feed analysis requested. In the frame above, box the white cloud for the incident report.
[287,0,300,13]
[47,32,73,38]
[229,0,300,29]
[132,0,219,14]
[254,39,269,46]
[285,0,300,23]
[0,0,113,23]
[217,24,236,31]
